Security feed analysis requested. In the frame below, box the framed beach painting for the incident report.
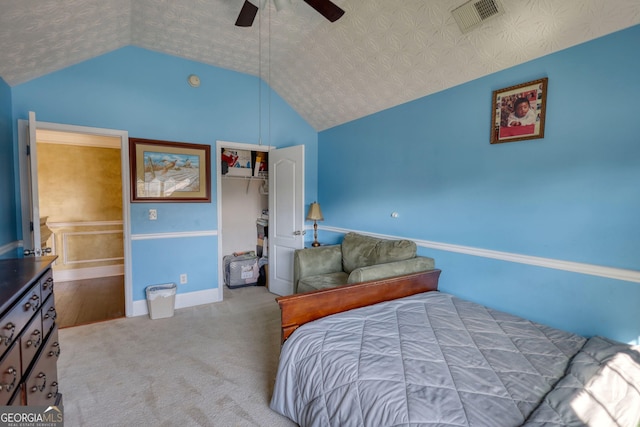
[491,77,548,144]
[129,138,211,202]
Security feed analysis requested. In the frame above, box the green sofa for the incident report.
[293,232,435,294]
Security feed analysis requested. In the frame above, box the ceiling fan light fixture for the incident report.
[236,0,344,27]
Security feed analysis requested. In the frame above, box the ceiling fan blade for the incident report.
[303,0,345,22]
[235,0,259,27]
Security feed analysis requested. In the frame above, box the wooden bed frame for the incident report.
[276,269,442,342]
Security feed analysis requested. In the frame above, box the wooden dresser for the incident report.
[0,256,61,406]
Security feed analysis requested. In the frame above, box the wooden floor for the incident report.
[54,275,125,328]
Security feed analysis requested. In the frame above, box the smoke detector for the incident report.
[452,0,504,33]
[187,74,201,87]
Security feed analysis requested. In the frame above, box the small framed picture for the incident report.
[129,138,211,202]
[491,77,548,144]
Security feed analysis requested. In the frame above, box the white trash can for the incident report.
[146,283,177,319]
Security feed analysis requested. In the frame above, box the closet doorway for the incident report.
[216,140,306,299]
[217,141,271,296]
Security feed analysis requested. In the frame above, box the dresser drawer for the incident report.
[41,294,57,334]
[20,313,44,376]
[43,325,60,364]
[23,325,59,406]
[7,387,21,406]
[0,260,59,407]
[40,269,54,303]
[0,340,21,406]
[0,282,41,357]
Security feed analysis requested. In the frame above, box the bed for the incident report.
[270,270,640,427]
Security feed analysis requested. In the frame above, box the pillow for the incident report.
[341,233,416,273]
[523,336,640,426]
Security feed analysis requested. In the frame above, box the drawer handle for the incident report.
[43,277,54,291]
[31,372,47,393]
[49,342,61,358]
[44,307,57,322]
[24,295,40,311]
[26,329,42,349]
[0,367,17,393]
[46,381,59,399]
[1,322,15,346]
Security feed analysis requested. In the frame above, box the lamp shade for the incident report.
[306,202,324,221]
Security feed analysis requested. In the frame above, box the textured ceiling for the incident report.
[1,0,639,130]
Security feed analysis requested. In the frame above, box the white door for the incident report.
[268,145,305,296]
[18,112,47,256]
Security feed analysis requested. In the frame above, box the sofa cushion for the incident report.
[297,272,349,294]
[347,256,435,284]
[341,232,417,274]
[294,245,343,285]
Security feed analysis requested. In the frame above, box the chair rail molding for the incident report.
[0,241,20,256]
[131,230,217,241]
[320,226,640,284]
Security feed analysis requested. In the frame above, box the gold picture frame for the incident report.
[129,138,211,202]
[491,77,548,144]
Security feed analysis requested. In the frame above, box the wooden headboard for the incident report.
[276,269,441,342]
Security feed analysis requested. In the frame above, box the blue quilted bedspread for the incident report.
[270,292,588,427]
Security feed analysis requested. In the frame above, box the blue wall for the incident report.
[0,77,16,257]
[4,28,639,342]
[10,46,317,301]
[318,25,640,343]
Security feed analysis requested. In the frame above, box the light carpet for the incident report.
[57,285,297,426]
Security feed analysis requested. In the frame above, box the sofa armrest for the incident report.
[294,245,343,292]
[347,256,435,284]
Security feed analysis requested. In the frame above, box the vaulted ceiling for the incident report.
[1,0,638,130]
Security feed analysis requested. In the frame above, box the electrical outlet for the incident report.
[149,209,157,220]
[180,274,187,284]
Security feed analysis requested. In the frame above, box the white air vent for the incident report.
[452,0,504,34]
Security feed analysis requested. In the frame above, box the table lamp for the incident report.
[306,202,324,247]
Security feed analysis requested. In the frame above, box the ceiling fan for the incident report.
[235,0,345,27]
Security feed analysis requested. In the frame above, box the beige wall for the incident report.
[37,140,123,273]
[38,143,122,221]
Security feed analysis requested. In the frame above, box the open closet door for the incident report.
[268,145,305,296]
[19,111,49,256]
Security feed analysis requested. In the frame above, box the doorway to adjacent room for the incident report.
[18,114,133,326]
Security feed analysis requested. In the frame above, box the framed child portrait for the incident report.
[491,77,548,144]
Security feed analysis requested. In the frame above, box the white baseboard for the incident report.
[132,288,221,317]
[53,265,124,282]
